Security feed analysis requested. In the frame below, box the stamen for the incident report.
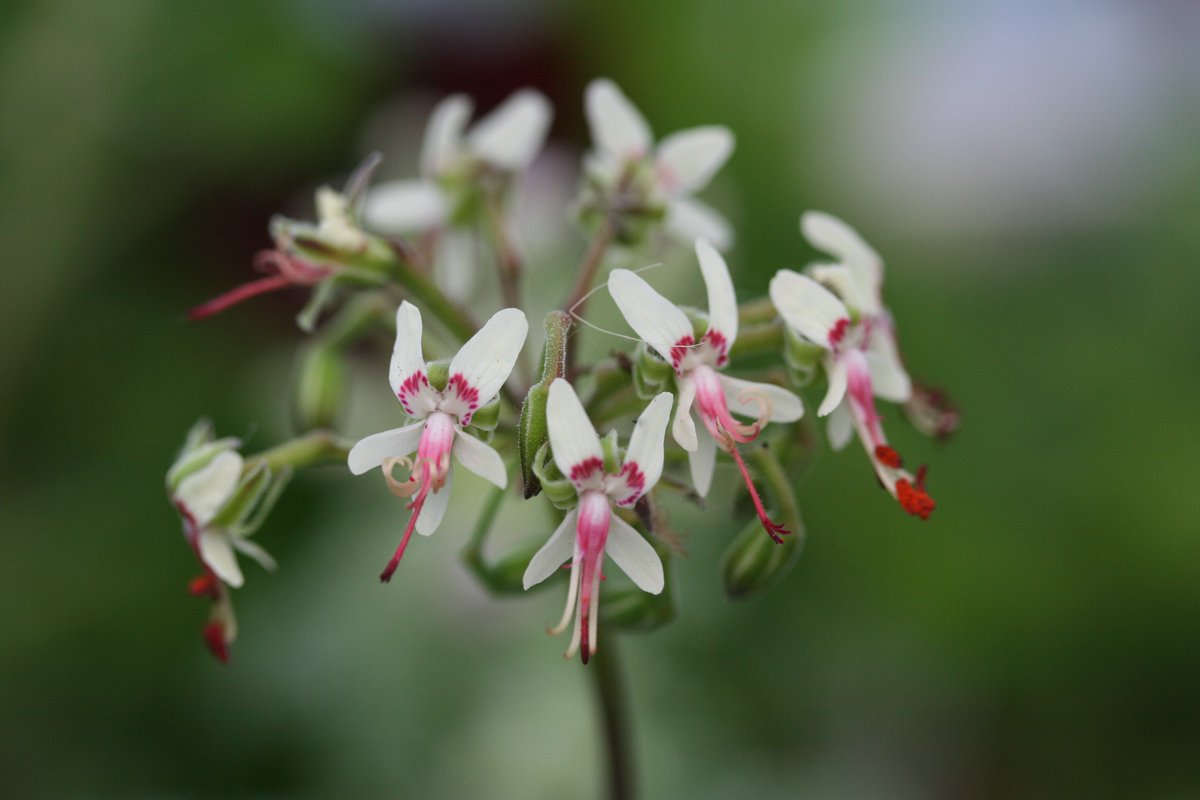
[896,476,935,520]
[187,275,292,321]
[380,460,437,582]
[726,440,790,544]
[188,573,219,599]
[549,544,582,636]
[203,622,230,664]
[874,445,903,469]
[382,456,418,497]
[736,387,774,432]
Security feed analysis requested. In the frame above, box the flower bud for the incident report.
[518,311,571,498]
[294,345,346,430]
[722,513,805,600]
[601,542,676,631]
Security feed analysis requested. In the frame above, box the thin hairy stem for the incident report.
[562,218,615,373]
[249,430,354,473]
[591,628,635,800]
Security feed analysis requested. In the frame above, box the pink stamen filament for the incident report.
[187,250,331,321]
[378,414,453,582]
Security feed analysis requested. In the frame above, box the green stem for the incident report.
[385,243,480,346]
[737,296,778,326]
[592,628,635,800]
[317,291,392,349]
[249,430,353,473]
[728,320,784,361]
[562,218,615,375]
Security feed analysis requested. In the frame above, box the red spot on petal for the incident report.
[874,445,903,469]
[396,371,430,415]
[829,317,850,348]
[896,478,935,520]
[705,330,729,367]
[447,373,481,424]
[670,335,696,372]
[203,622,230,664]
[570,456,604,483]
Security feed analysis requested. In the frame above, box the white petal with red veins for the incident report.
[415,468,452,536]
[671,378,698,451]
[447,307,529,406]
[819,357,849,418]
[696,238,738,346]
[665,197,733,250]
[176,450,243,527]
[586,79,653,162]
[607,269,694,365]
[421,94,473,177]
[718,374,804,423]
[769,269,848,349]
[655,126,733,195]
[467,89,553,171]
[199,529,244,588]
[347,421,426,475]
[621,392,673,496]
[362,180,448,234]
[522,508,578,589]
[688,430,717,498]
[606,514,665,594]
[546,379,603,486]
[452,429,508,489]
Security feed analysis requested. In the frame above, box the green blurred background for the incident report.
[2,1,1198,797]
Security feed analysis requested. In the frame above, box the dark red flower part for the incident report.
[187,249,332,321]
[203,622,230,664]
[874,445,903,469]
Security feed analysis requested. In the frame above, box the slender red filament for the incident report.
[187,275,292,321]
[380,462,431,582]
[727,443,789,543]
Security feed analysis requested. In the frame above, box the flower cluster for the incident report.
[166,78,952,664]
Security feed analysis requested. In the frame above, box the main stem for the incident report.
[562,218,614,374]
[591,628,635,800]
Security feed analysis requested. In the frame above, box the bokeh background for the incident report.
[2,1,1198,798]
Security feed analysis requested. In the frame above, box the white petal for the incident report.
[718,374,804,423]
[672,378,698,451]
[522,508,578,589]
[655,126,733,195]
[689,431,717,498]
[807,263,872,315]
[826,402,853,451]
[622,392,673,493]
[585,78,653,161]
[389,301,427,397]
[607,269,694,365]
[546,378,602,477]
[769,269,847,349]
[453,430,507,489]
[467,89,553,171]
[347,421,426,475]
[695,238,738,346]
[362,180,447,234]
[866,332,912,403]
[435,230,476,303]
[199,529,243,588]
[606,515,664,594]
[801,210,883,308]
[665,197,733,251]
[176,451,243,527]
[421,94,472,176]
[415,468,451,536]
[232,537,277,572]
[447,307,529,404]
[818,357,849,418]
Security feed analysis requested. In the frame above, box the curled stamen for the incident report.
[736,386,774,432]
[382,456,418,497]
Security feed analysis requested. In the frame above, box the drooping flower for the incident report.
[770,264,935,519]
[167,422,283,662]
[581,78,735,249]
[347,302,528,581]
[608,239,805,541]
[362,90,553,296]
[522,380,671,663]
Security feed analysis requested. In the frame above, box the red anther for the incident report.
[896,479,935,520]
[828,317,850,347]
[188,573,218,599]
[915,464,928,489]
[203,622,230,664]
[874,445,903,469]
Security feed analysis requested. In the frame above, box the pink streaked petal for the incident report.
[452,429,507,489]
[585,79,653,162]
[688,429,717,498]
[844,349,883,447]
[695,238,739,348]
[606,515,664,594]
[655,126,734,195]
[447,307,529,409]
[523,508,578,589]
[769,269,848,350]
[421,94,473,177]
[547,379,604,490]
[672,378,699,452]
[607,268,694,366]
[620,392,673,497]
[389,302,428,399]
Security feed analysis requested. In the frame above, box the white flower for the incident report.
[770,228,935,519]
[363,90,553,236]
[584,78,736,249]
[348,301,529,581]
[608,238,804,541]
[522,380,671,663]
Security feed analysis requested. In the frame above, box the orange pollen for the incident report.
[896,478,935,520]
[874,445,903,469]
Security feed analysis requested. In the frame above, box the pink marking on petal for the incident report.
[575,492,611,665]
[447,373,481,425]
[828,317,850,349]
[693,365,760,445]
[670,335,696,373]
[613,461,646,507]
[705,329,729,367]
[570,456,605,484]
[396,371,430,416]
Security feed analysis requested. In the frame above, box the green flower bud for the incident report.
[722,513,805,600]
[531,442,577,511]
[294,345,346,430]
[518,311,571,498]
[632,342,673,399]
[602,541,676,631]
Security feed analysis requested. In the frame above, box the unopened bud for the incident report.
[518,312,571,498]
[294,345,346,430]
[722,513,804,600]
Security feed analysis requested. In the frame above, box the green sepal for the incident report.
[600,430,621,475]
[293,344,346,430]
[532,442,577,511]
[632,343,672,399]
[231,465,293,538]
[466,397,501,436]
[783,326,823,387]
[166,423,241,493]
[210,460,272,529]
[601,540,677,631]
[426,359,450,392]
[296,278,337,334]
